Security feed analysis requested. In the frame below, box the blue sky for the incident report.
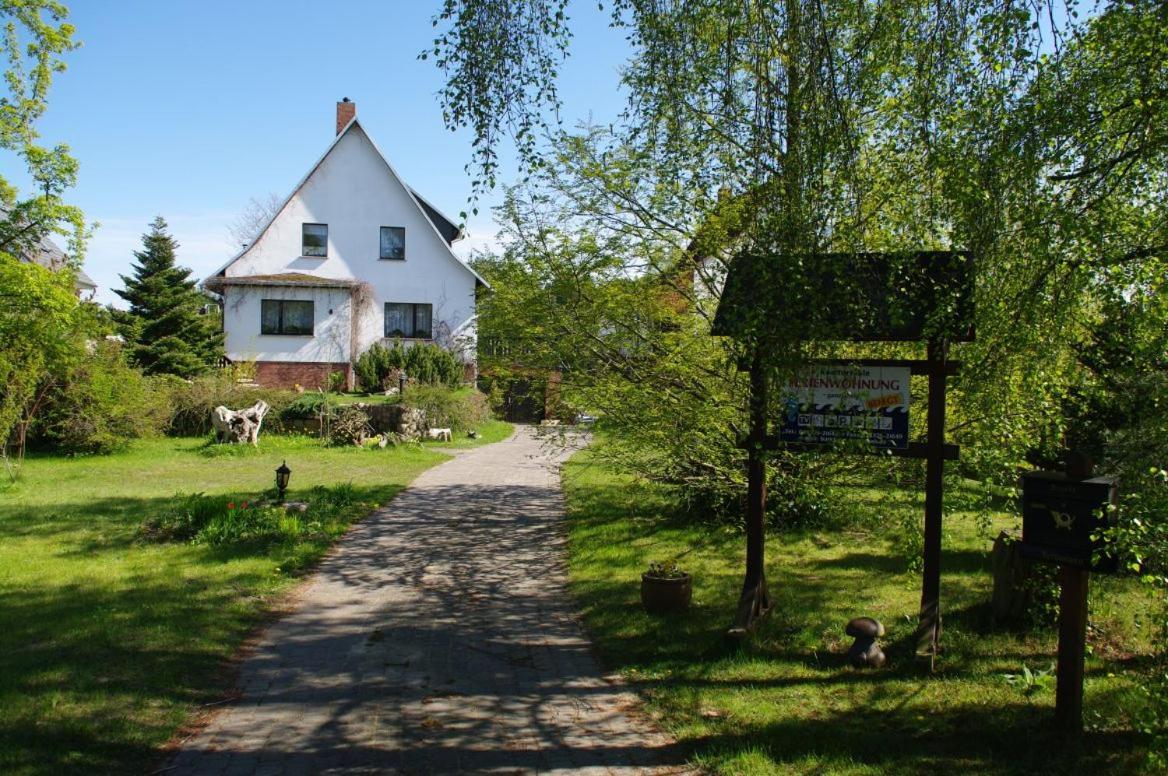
[7,1,631,305]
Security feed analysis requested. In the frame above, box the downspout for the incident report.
[348,285,359,391]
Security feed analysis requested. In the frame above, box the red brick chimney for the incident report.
[336,97,355,135]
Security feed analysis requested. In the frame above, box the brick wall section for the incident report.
[255,361,353,390]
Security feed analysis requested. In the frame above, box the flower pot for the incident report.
[640,572,692,614]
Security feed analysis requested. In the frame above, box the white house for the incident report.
[204,99,487,389]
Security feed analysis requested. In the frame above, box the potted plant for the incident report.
[640,561,692,614]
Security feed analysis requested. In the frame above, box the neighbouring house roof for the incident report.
[203,117,487,290]
[0,206,96,293]
[203,272,359,292]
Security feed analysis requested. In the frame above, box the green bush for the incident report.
[165,369,297,435]
[355,341,463,392]
[282,391,337,421]
[35,340,172,454]
[404,386,490,432]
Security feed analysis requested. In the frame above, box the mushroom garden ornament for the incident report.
[846,617,886,668]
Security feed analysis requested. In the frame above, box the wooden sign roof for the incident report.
[711,250,974,343]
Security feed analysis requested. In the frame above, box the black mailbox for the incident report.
[1020,471,1118,572]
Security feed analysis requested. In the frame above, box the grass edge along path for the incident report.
[0,421,511,776]
[561,447,1159,775]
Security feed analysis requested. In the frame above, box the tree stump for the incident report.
[211,401,270,445]
[991,529,1034,626]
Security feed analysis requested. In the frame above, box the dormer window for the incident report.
[380,226,405,260]
[302,223,328,257]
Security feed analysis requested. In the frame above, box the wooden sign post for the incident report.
[916,339,948,663]
[1055,565,1090,733]
[1019,468,1118,733]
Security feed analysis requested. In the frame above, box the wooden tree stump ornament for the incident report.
[211,401,270,445]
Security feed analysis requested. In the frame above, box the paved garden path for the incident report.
[169,427,686,775]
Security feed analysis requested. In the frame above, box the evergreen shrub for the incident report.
[282,392,337,421]
[354,341,463,392]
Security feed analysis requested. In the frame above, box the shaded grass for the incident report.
[562,449,1160,775]
[0,428,509,775]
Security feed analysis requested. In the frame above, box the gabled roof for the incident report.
[204,117,487,289]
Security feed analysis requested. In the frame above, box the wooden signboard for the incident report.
[712,250,973,662]
[779,364,910,449]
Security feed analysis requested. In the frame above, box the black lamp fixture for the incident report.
[398,368,407,397]
[275,461,291,502]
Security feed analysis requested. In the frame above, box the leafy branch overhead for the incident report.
[425,0,572,202]
[0,0,85,259]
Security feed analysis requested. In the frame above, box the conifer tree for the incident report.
[115,217,222,377]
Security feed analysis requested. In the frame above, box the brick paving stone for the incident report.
[171,426,688,774]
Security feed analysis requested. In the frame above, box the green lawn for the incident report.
[0,426,510,775]
[562,449,1161,775]
[424,418,515,449]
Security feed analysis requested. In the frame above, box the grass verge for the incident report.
[562,448,1160,775]
[0,426,510,775]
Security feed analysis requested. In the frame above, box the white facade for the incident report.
[207,114,485,373]
[221,283,356,364]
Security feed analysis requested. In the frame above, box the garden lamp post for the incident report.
[399,369,407,398]
[275,461,291,503]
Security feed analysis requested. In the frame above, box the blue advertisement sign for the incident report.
[779,365,910,449]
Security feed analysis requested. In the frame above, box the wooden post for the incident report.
[1055,565,1090,733]
[729,351,772,638]
[916,339,948,664]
